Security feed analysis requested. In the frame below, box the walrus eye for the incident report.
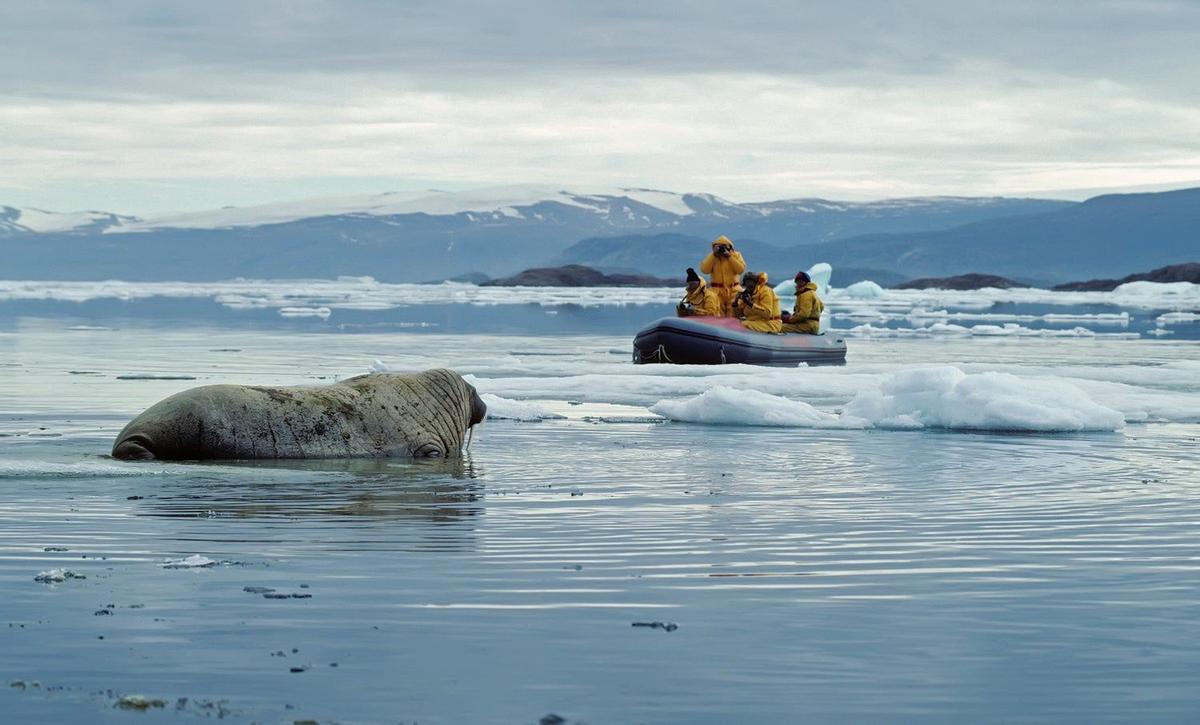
[415,443,443,458]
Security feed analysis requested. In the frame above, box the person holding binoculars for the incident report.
[699,235,746,317]
[731,270,783,333]
[676,267,722,318]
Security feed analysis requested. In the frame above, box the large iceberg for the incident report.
[773,262,832,298]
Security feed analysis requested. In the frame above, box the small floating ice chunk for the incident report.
[161,555,218,569]
[842,280,885,299]
[480,394,566,421]
[34,568,86,583]
[278,306,331,318]
[1156,311,1199,326]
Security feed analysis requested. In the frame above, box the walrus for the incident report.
[112,369,486,461]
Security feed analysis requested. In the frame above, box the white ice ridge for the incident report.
[111,185,708,232]
[650,367,1128,432]
[480,394,566,421]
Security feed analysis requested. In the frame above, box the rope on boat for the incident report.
[634,344,674,364]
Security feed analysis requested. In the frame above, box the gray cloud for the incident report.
[2,1,1198,213]
[4,1,1199,98]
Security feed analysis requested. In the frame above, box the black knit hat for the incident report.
[686,267,700,284]
[795,270,811,285]
[741,271,759,286]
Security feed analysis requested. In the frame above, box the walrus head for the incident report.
[112,433,157,461]
[468,383,487,428]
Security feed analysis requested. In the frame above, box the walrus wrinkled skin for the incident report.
[112,369,486,461]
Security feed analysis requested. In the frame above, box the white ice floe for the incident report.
[650,367,1127,432]
[419,352,1199,429]
[480,394,566,421]
[842,367,1126,432]
[161,555,218,569]
[278,306,332,318]
[649,386,866,428]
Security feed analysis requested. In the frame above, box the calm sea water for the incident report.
[2,297,1198,723]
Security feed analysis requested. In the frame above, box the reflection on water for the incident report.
[1,317,1198,723]
[141,457,483,526]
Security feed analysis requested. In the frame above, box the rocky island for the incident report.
[481,264,679,287]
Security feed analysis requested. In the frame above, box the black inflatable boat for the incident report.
[633,316,847,366]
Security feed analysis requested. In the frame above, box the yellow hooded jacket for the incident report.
[678,278,722,317]
[781,281,824,334]
[736,274,783,333]
[699,235,747,316]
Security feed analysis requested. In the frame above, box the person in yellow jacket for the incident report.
[781,270,824,334]
[699,235,746,316]
[676,267,722,318]
[732,271,782,333]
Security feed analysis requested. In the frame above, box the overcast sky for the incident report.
[3,0,1199,215]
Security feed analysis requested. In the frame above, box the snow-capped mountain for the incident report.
[8,185,1066,236]
[1,185,1078,281]
[115,186,707,232]
[0,205,137,235]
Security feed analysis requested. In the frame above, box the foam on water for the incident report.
[0,459,181,478]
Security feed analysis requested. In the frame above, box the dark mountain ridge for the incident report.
[0,189,1072,282]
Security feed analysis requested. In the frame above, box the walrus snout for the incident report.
[469,386,487,427]
[113,433,156,461]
